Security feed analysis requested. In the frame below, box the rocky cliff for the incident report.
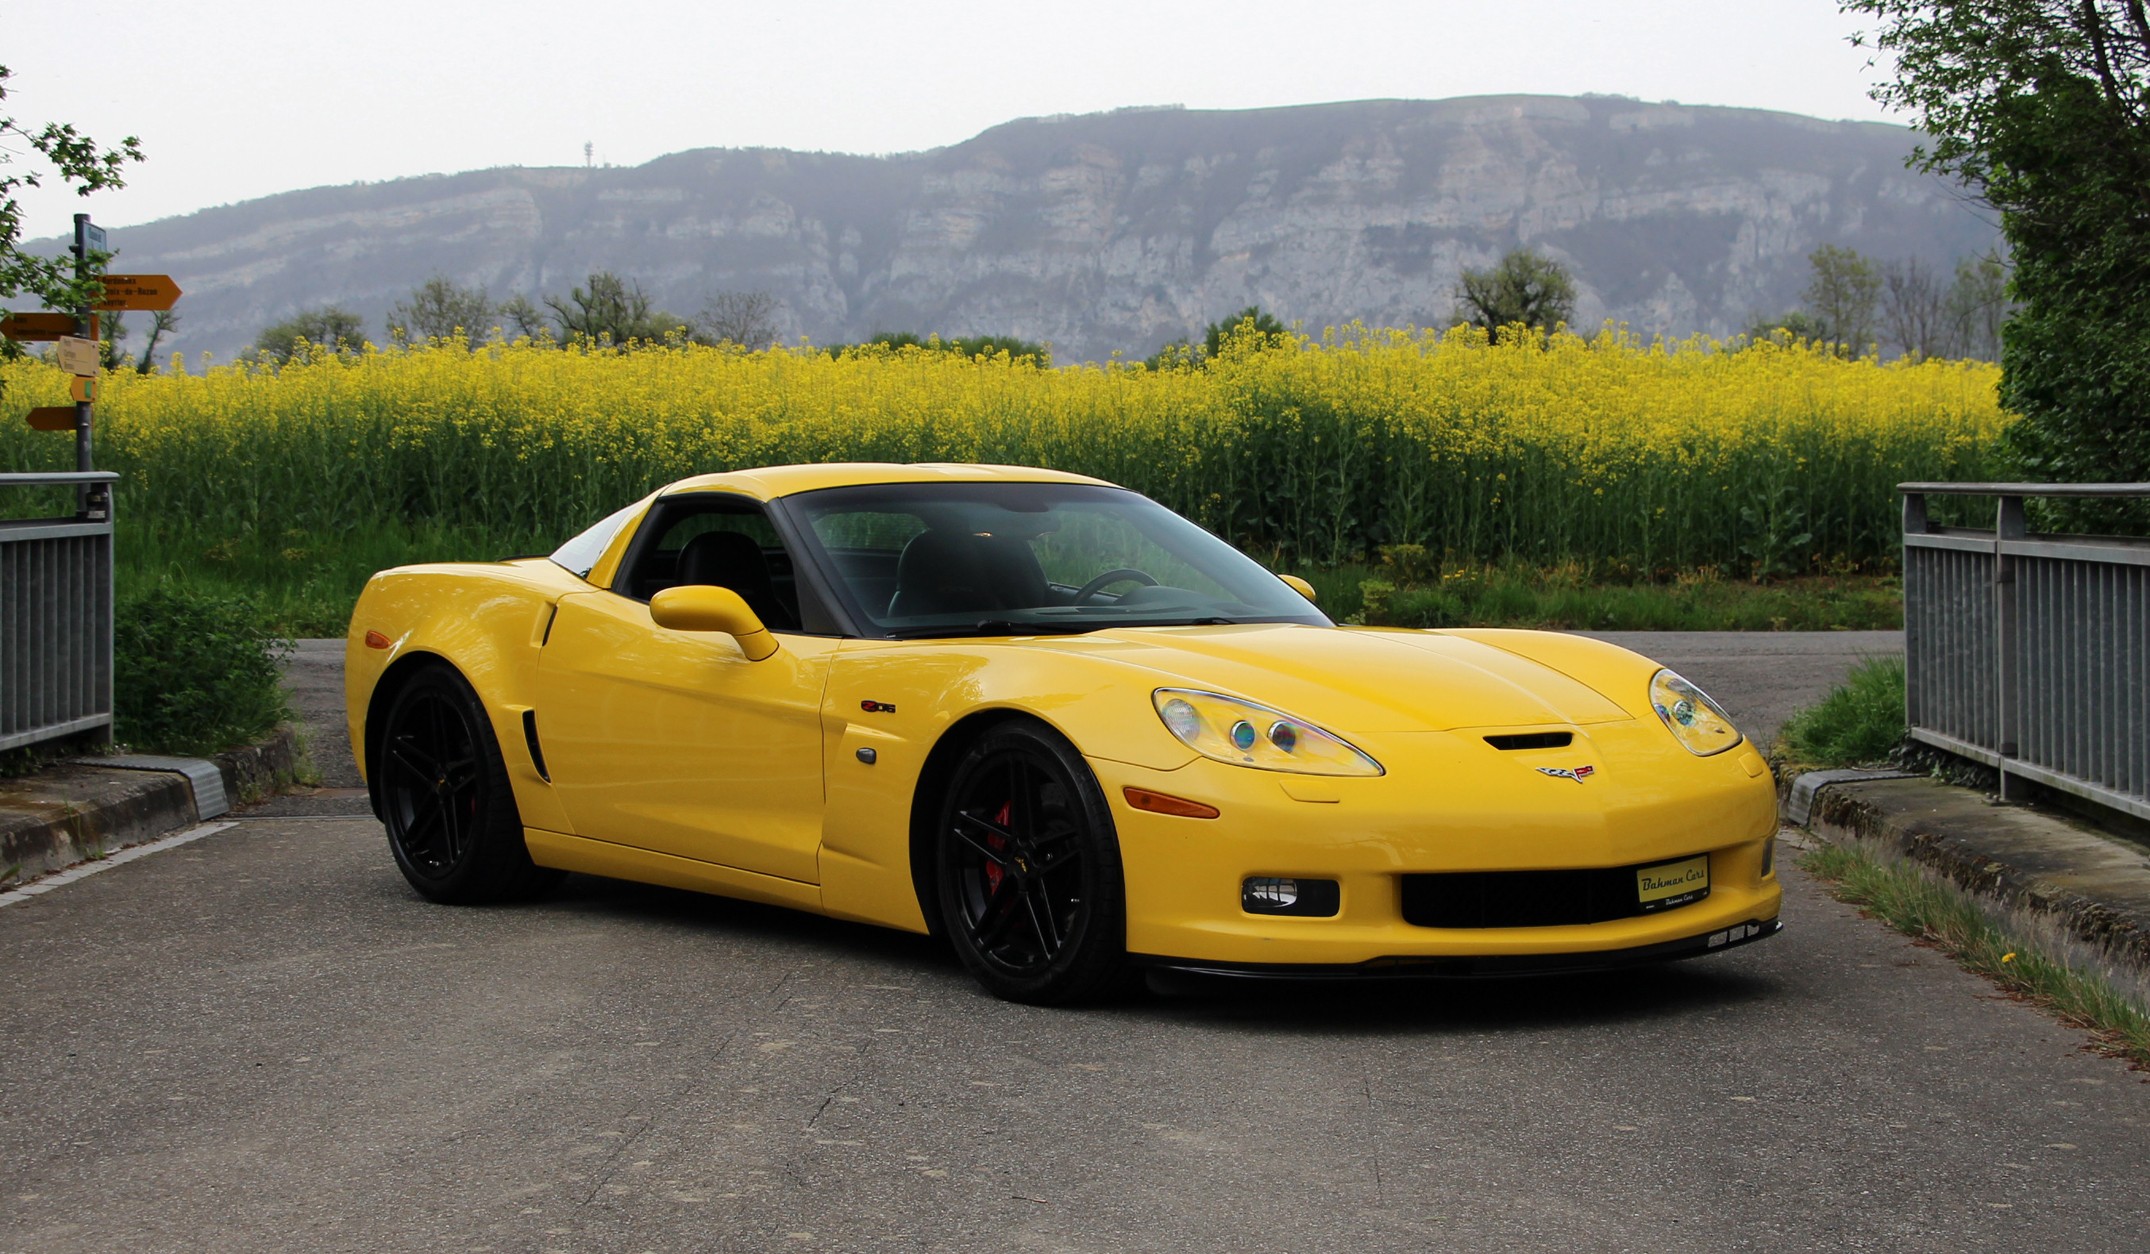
[78,95,2000,364]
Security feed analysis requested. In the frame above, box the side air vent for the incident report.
[522,710,551,782]
[1484,732,1574,751]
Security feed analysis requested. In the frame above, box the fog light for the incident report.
[1242,876,1341,917]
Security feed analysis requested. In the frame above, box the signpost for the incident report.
[0,216,179,478]
[55,336,100,376]
[0,312,76,341]
[93,274,182,311]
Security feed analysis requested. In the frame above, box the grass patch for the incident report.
[1776,656,1908,771]
[1303,553,1901,633]
[120,521,1904,640]
[1801,841,2150,1069]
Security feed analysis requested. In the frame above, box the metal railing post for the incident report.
[1994,492,2027,800]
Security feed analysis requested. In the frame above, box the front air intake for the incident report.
[1483,732,1574,751]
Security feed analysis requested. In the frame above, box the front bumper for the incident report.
[1092,724,1783,969]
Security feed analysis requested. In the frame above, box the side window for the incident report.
[549,500,644,580]
[619,496,801,631]
[807,509,928,620]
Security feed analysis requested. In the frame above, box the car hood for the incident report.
[1023,623,1638,734]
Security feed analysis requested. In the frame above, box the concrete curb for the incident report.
[1789,770,2150,978]
[0,726,303,894]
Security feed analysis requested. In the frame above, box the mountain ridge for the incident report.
[54,95,2000,364]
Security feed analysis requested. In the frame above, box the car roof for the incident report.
[661,462,1117,501]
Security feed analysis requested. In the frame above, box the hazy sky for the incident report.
[5,1,1901,235]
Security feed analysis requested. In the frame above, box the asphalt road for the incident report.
[7,631,2149,1252]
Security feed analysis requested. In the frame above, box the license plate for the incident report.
[1636,855,1709,912]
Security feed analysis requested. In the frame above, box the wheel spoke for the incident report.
[970,876,1025,947]
[385,739,439,785]
[1028,825,1083,874]
[1022,881,1063,954]
[402,797,448,863]
[950,810,1017,866]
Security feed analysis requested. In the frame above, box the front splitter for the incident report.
[1135,916,1781,981]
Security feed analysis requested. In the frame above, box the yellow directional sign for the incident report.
[70,375,99,403]
[55,336,100,376]
[0,312,76,342]
[25,405,78,432]
[94,274,182,312]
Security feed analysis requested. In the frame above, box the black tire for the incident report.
[376,664,562,904]
[934,720,1127,1004]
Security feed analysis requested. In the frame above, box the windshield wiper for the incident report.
[883,618,1101,640]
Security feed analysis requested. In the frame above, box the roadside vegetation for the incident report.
[112,584,289,754]
[0,328,2003,634]
[1801,841,2150,1069]
[1774,655,1910,772]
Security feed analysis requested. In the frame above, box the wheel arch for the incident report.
[905,707,1047,937]
[361,650,458,816]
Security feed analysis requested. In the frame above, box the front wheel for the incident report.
[376,664,562,904]
[934,721,1127,1005]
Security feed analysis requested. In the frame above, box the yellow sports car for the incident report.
[346,463,1780,1004]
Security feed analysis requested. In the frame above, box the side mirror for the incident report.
[1278,573,1318,603]
[649,585,779,660]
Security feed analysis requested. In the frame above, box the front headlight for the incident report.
[1650,669,1741,756]
[1153,689,1384,776]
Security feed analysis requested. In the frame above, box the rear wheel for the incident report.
[934,721,1127,1004]
[377,664,561,903]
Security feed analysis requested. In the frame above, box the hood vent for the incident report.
[1484,731,1574,751]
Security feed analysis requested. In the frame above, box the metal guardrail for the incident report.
[1,471,118,752]
[1902,482,2150,822]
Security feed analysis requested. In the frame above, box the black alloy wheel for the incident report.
[378,664,560,904]
[935,720,1127,1004]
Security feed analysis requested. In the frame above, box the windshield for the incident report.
[784,481,1329,637]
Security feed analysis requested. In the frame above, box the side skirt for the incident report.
[524,828,824,913]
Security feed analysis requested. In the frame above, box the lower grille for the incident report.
[1401,859,1708,929]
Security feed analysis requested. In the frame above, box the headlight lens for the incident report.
[1649,669,1741,756]
[1153,689,1383,776]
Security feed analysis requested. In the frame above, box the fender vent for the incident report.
[1484,732,1573,751]
[522,710,550,782]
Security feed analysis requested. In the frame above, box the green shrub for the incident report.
[114,584,290,755]
[1777,655,1907,769]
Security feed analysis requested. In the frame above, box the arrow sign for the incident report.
[0,312,77,342]
[94,274,182,311]
[25,406,78,432]
[55,336,101,376]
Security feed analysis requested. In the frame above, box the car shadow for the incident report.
[516,872,1782,1036]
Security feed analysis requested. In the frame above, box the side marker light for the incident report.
[363,630,391,650]
[1122,787,1220,819]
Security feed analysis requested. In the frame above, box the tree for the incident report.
[1201,306,1290,358]
[255,306,364,362]
[1453,249,1576,340]
[387,276,494,343]
[1847,1,2150,520]
[0,66,143,320]
[1743,310,1827,344]
[544,271,679,344]
[1941,250,2009,361]
[694,290,782,349]
[136,309,178,373]
[1881,256,1950,359]
[1802,244,1882,356]
[497,294,548,340]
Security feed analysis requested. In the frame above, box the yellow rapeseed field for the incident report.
[0,325,2008,576]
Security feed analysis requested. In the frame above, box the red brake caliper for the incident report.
[983,800,1012,894]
